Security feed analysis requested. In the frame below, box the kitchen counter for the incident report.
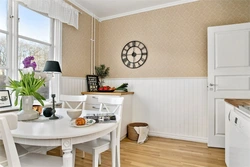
[224,99,250,107]
[81,92,134,96]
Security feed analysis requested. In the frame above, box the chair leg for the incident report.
[98,154,101,165]
[60,147,63,157]
[116,143,120,167]
[92,151,99,167]
[81,150,85,159]
[72,148,76,167]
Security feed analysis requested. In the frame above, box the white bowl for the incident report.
[67,109,82,120]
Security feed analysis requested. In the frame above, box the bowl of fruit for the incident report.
[98,86,115,92]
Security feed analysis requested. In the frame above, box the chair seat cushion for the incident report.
[74,138,110,153]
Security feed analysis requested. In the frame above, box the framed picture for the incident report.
[86,75,100,92]
[0,90,12,108]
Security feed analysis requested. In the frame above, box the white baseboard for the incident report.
[149,131,208,143]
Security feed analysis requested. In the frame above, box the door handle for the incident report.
[92,106,106,110]
[209,83,218,86]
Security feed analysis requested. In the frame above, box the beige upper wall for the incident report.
[63,0,250,78]
[62,1,100,77]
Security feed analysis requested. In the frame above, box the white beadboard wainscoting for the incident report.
[61,77,87,95]
[61,77,208,143]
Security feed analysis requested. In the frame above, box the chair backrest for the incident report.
[60,95,87,109]
[98,96,124,113]
[0,113,21,167]
[98,96,124,140]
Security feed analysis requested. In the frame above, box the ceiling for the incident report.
[68,0,198,21]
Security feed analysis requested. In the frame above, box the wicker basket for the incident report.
[127,122,148,141]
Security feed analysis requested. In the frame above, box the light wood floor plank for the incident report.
[47,136,226,167]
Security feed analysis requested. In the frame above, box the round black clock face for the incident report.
[121,41,148,69]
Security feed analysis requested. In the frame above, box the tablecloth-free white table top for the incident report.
[11,108,118,167]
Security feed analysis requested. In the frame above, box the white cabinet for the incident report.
[226,106,250,167]
[82,92,134,139]
[225,102,234,166]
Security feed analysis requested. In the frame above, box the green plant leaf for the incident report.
[95,64,110,79]
[6,70,46,107]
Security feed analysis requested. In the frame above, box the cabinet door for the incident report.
[225,102,234,166]
[85,95,100,104]
[85,103,101,110]
[85,95,119,111]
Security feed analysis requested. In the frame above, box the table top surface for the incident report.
[11,109,118,140]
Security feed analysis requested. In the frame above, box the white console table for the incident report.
[81,92,134,139]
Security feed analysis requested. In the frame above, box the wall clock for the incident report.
[121,41,148,69]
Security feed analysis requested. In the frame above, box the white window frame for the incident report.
[4,0,62,101]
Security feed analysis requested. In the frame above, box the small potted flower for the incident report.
[7,56,46,120]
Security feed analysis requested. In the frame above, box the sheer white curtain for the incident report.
[17,0,79,29]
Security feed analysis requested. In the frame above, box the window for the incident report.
[0,0,61,100]
[0,0,9,90]
[18,4,53,99]
[18,4,52,69]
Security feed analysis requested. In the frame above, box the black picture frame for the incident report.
[0,90,12,108]
[86,75,100,92]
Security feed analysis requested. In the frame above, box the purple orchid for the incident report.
[22,56,37,70]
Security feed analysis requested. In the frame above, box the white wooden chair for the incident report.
[0,113,63,167]
[73,96,124,167]
[49,94,88,156]
[60,94,87,109]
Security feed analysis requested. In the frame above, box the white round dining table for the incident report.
[11,108,119,167]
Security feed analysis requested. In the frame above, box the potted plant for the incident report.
[95,64,110,86]
[7,56,46,120]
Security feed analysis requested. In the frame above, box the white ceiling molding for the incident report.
[68,0,100,21]
[99,0,199,22]
[68,0,198,22]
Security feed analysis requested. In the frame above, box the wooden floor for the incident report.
[48,137,226,167]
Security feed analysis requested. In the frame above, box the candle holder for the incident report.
[49,94,59,120]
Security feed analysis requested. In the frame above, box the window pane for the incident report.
[18,39,50,99]
[0,69,7,89]
[18,5,50,43]
[18,38,49,71]
[17,5,53,100]
[0,33,7,67]
[0,0,7,31]
[38,82,49,99]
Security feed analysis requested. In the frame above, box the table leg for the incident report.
[61,139,73,167]
[111,129,116,167]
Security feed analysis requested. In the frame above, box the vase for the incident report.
[17,95,39,121]
[99,78,105,87]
